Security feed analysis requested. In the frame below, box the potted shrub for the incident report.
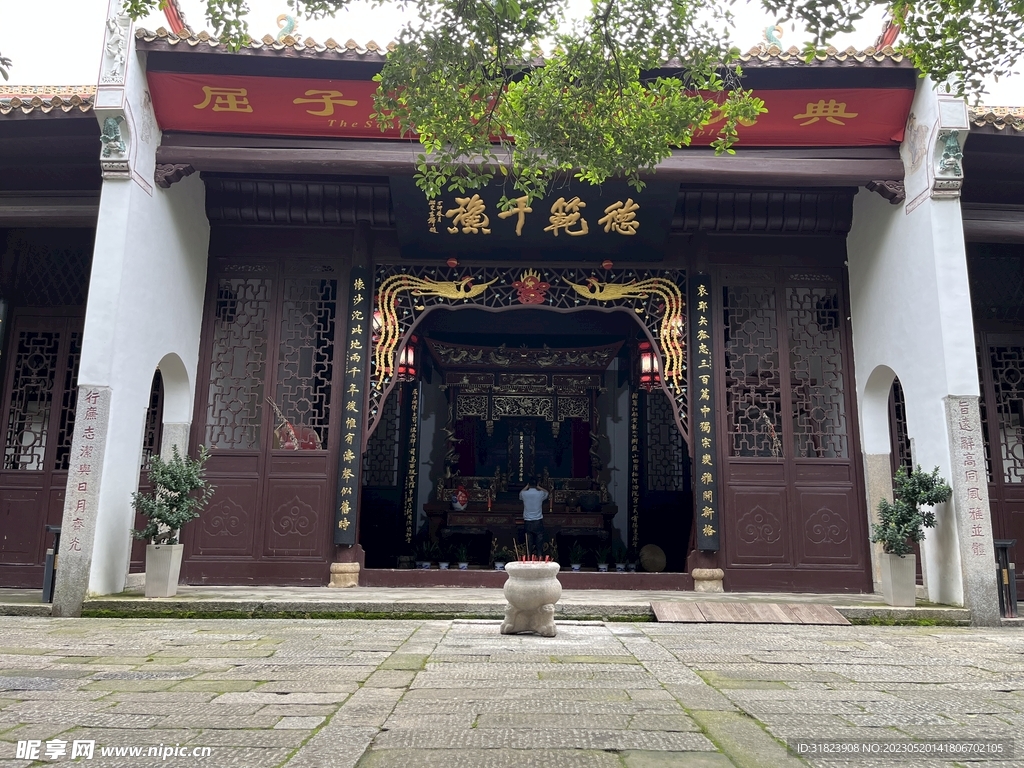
[455,543,470,570]
[131,446,213,598]
[438,543,451,570]
[870,465,952,607]
[596,546,611,572]
[569,540,586,572]
[494,547,515,571]
[414,541,432,569]
[612,542,628,572]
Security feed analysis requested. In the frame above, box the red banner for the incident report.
[147,71,912,147]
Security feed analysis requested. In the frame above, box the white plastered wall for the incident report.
[846,80,976,607]
[74,11,211,595]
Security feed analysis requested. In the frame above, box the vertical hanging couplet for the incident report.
[335,265,372,545]
[690,274,720,552]
[630,391,640,550]
[403,386,420,544]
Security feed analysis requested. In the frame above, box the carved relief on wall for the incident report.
[804,506,850,546]
[737,505,782,545]
[202,498,248,538]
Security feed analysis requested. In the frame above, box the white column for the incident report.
[51,1,210,615]
[846,78,1000,624]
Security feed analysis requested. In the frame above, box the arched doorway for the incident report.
[360,302,693,571]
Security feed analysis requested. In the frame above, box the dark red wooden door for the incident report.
[716,267,870,592]
[0,311,82,587]
[182,259,342,584]
[977,334,1024,596]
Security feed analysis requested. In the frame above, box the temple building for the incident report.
[0,0,1021,622]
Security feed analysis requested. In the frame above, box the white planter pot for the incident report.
[879,553,916,607]
[145,544,183,598]
[494,562,506,571]
[598,564,609,572]
[500,561,562,637]
[458,562,469,570]
[439,562,450,570]
[571,563,581,572]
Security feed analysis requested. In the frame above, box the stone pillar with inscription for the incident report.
[51,388,112,617]
[945,396,1001,626]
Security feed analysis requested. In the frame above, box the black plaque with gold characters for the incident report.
[690,273,720,552]
[335,266,372,545]
[390,177,678,259]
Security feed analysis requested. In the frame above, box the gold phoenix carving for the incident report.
[562,277,685,385]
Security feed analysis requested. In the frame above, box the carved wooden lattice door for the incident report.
[716,267,869,592]
[0,311,83,586]
[977,334,1024,595]
[184,259,341,584]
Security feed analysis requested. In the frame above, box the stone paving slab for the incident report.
[0,617,1022,766]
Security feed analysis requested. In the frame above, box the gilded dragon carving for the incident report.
[374,274,498,383]
[562,277,685,386]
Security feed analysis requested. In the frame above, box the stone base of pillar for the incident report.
[691,567,725,593]
[329,562,360,588]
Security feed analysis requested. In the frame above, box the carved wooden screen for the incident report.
[184,259,342,585]
[970,246,1024,595]
[0,312,83,587]
[717,267,868,592]
[977,334,1024,595]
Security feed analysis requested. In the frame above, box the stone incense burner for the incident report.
[500,561,562,637]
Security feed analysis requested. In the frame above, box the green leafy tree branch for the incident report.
[131,445,215,546]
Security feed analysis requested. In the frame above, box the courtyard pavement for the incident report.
[1,617,1023,767]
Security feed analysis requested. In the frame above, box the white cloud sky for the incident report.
[2,0,1022,104]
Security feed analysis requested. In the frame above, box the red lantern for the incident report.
[638,340,661,392]
[371,309,383,344]
[397,335,419,382]
[601,259,614,270]
[446,257,459,268]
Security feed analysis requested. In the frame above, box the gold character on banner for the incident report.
[446,195,491,234]
[343,450,356,462]
[340,500,351,514]
[702,506,715,519]
[697,301,708,313]
[545,197,588,237]
[597,199,640,235]
[293,90,357,116]
[700,472,712,484]
[338,518,351,530]
[341,468,355,481]
[702,524,716,537]
[351,310,364,322]
[697,285,708,297]
[701,454,713,466]
[346,401,359,412]
[497,196,533,236]
[345,418,357,430]
[194,86,252,112]
[353,278,366,291]
[794,99,858,126]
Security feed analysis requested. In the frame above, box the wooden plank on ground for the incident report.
[694,602,758,623]
[784,603,850,625]
[745,602,800,624]
[651,602,707,623]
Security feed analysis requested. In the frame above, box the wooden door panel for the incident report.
[193,479,258,556]
[726,488,789,565]
[0,488,43,563]
[263,480,327,558]
[794,462,851,484]
[795,490,856,564]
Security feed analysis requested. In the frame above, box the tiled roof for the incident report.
[0,86,95,117]
[136,27,908,67]
[137,27,395,60]
[970,106,1024,133]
